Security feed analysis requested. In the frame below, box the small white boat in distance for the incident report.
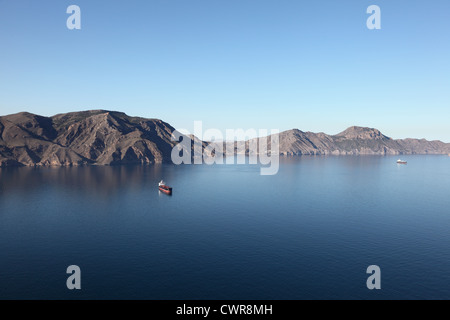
[397,159,407,164]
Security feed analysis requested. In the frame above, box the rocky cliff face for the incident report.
[234,126,450,156]
[0,110,187,167]
[1,111,449,167]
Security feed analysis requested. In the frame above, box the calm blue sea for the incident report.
[0,155,449,300]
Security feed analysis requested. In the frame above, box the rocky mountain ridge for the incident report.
[1,111,449,167]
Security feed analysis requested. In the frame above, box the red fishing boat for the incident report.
[158,180,172,195]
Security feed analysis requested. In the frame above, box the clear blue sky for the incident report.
[0,0,449,141]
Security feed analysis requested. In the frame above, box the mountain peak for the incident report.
[336,126,388,140]
[0,110,183,167]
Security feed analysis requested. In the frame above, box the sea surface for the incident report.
[0,155,449,300]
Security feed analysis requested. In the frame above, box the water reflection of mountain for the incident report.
[0,165,182,198]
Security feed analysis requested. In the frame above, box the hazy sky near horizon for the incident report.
[0,0,449,141]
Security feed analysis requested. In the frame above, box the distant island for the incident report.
[0,110,449,167]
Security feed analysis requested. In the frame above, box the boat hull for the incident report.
[159,186,172,195]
